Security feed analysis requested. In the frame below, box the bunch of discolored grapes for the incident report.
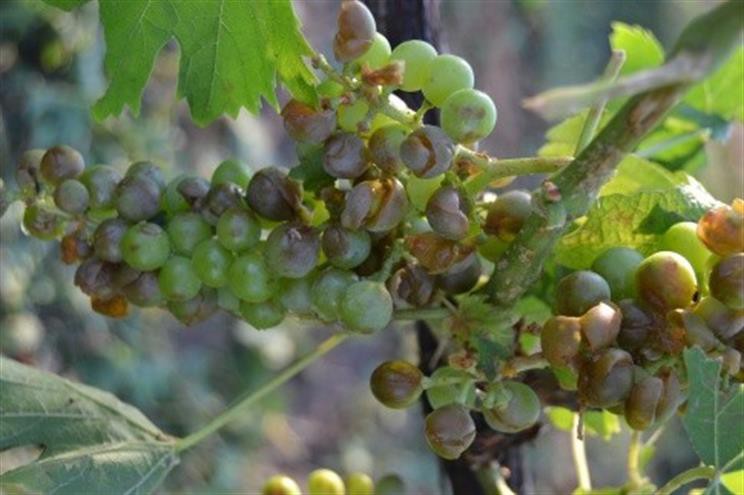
[262,469,405,495]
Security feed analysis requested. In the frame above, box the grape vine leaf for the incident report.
[43,0,317,125]
[609,22,664,76]
[682,347,744,495]
[685,47,744,122]
[0,356,178,494]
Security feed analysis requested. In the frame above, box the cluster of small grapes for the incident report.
[262,469,404,495]
[542,201,743,430]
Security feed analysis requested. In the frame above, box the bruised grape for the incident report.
[22,204,66,240]
[323,132,368,179]
[201,182,243,224]
[93,218,129,262]
[425,186,470,240]
[340,280,393,333]
[168,288,218,325]
[424,404,476,460]
[578,348,633,408]
[400,125,455,178]
[245,167,302,222]
[115,175,161,222]
[341,178,408,232]
[625,375,663,431]
[694,296,744,340]
[437,252,481,294]
[41,145,84,184]
[126,161,165,190]
[541,316,582,369]
[61,232,92,264]
[265,223,320,279]
[669,309,722,351]
[175,176,210,210]
[16,149,45,197]
[440,89,497,143]
[636,251,698,311]
[387,264,436,308]
[80,165,122,210]
[367,124,408,174]
[483,381,540,433]
[484,190,531,241]
[74,258,117,299]
[591,247,644,301]
[709,254,744,310]
[617,299,654,352]
[697,201,744,257]
[554,270,611,316]
[322,225,371,269]
[217,207,261,252]
[53,179,89,214]
[370,360,423,409]
[333,0,376,62]
[122,271,163,307]
[282,99,336,144]
[580,301,622,352]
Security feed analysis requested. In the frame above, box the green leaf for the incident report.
[685,47,744,121]
[89,0,316,125]
[544,408,620,440]
[682,347,744,472]
[555,174,720,269]
[289,145,334,193]
[0,356,177,494]
[598,155,681,196]
[609,23,664,76]
[43,0,90,11]
[538,110,609,158]
[720,470,744,495]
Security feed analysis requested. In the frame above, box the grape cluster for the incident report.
[542,202,743,430]
[262,469,405,495]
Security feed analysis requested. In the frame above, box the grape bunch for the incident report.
[262,469,405,495]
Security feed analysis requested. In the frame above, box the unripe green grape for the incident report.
[277,276,314,315]
[217,285,241,315]
[159,256,202,301]
[216,207,261,252]
[375,475,406,495]
[262,474,301,495]
[367,124,408,174]
[541,316,582,369]
[440,89,497,143]
[340,280,393,333]
[16,149,45,198]
[351,32,391,70]
[211,159,252,189]
[245,167,302,222]
[580,301,622,352]
[387,264,436,308]
[346,473,373,495]
[437,252,481,294]
[697,201,744,257]
[406,175,443,211]
[126,161,165,190]
[391,39,437,91]
[426,186,470,240]
[337,99,369,133]
[635,251,697,311]
[422,54,474,106]
[555,270,611,316]
[625,375,663,431]
[192,239,233,288]
[591,247,644,301]
[483,381,540,433]
[115,175,161,222]
[311,268,358,321]
[161,175,191,216]
[22,204,66,240]
[578,348,634,408]
[370,360,424,409]
[168,288,218,325]
[41,145,85,184]
[265,223,320,279]
[400,125,455,178]
[93,218,129,262]
[333,0,376,62]
[323,132,369,179]
[74,258,116,299]
[307,469,345,495]
[53,178,89,214]
[121,222,171,271]
[694,296,743,340]
[167,212,212,256]
[322,225,371,269]
[229,251,275,303]
[122,271,163,307]
[79,165,122,210]
[484,190,532,241]
[709,254,744,310]
[424,404,476,460]
[240,299,285,330]
[317,78,345,99]
[201,182,243,224]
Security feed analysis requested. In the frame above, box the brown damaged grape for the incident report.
[697,200,744,257]
[484,190,532,241]
[387,264,436,308]
[424,404,476,460]
[617,299,654,352]
[625,375,663,430]
[709,254,744,311]
[693,296,744,341]
[541,315,582,369]
[554,270,611,317]
[580,301,621,352]
[367,124,408,174]
[426,186,470,240]
[41,145,85,185]
[341,178,408,232]
[245,167,302,222]
[333,0,376,62]
[578,348,633,408]
[370,360,424,409]
[635,251,698,311]
[281,99,336,144]
[400,125,455,178]
[405,232,474,274]
[323,132,369,179]
[265,223,320,279]
[437,251,481,294]
[483,381,540,433]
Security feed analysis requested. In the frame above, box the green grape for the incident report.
[375,475,406,495]
[22,204,66,240]
[484,190,532,241]
[54,178,89,214]
[122,271,163,307]
[41,145,85,184]
[346,473,374,495]
[591,247,644,301]
[322,225,371,269]
[115,175,162,222]
[367,124,408,174]
[159,256,202,301]
[161,175,191,216]
[661,221,713,279]
[391,39,437,91]
[167,212,213,255]
[262,474,301,495]
[311,268,358,321]
[422,54,474,106]
[554,270,611,316]
[370,360,423,409]
[337,99,369,132]
[406,175,443,211]
[126,161,165,190]
[265,223,320,279]
[121,222,171,271]
[351,32,391,70]
[93,218,129,262]
[323,132,369,179]
[483,381,540,433]
[211,159,251,189]
[709,254,744,310]
[216,207,261,252]
[424,404,476,460]
[240,299,286,330]
[168,288,218,325]
[440,89,497,143]
[340,280,393,333]
[276,276,314,315]
[333,0,376,62]
[229,251,275,302]
[79,165,122,210]
[217,285,241,315]
[316,78,345,99]
[192,239,233,288]
[635,251,697,311]
[307,469,345,495]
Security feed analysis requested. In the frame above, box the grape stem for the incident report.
[394,307,451,321]
[174,333,348,453]
[571,413,592,491]
[499,354,549,378]
[656,465,716,495]
[626,430,645,489]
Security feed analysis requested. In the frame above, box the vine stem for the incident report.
[394,307,451,321]
[571,414,592,491]
[627,430,645,489]
[175,333,348,453]
[656,466,716,495]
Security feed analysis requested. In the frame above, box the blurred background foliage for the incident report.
[0,0,741,493]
